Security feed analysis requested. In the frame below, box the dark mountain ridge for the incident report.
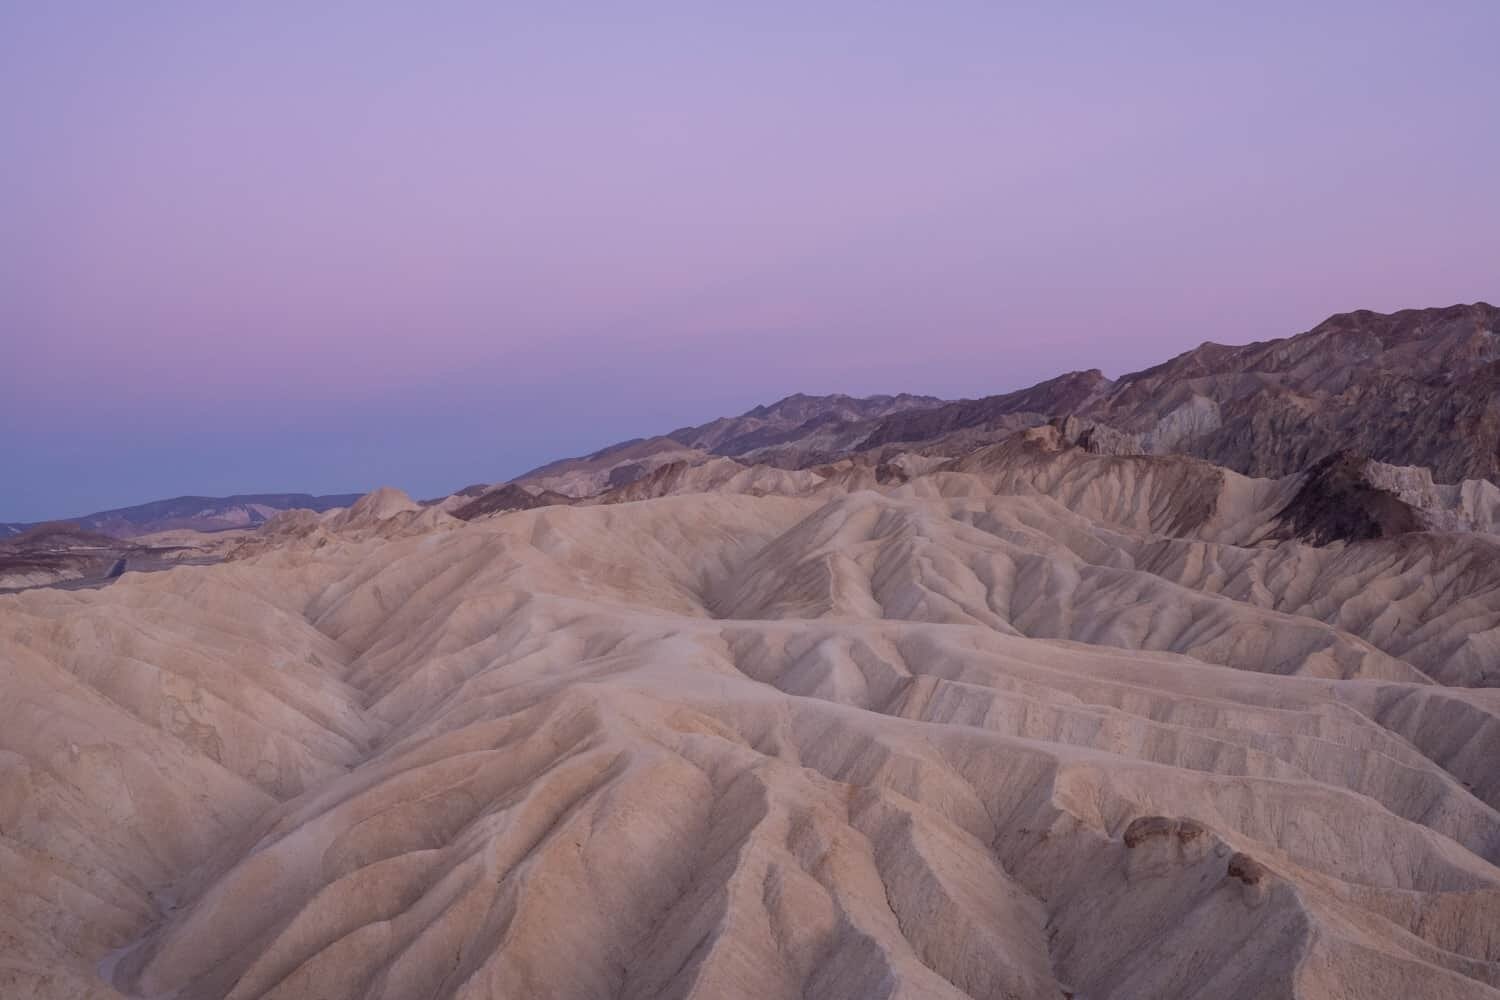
[505,303,1498,500]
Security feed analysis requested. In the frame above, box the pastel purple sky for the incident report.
[3,2,1497,520]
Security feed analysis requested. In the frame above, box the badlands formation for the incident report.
[3,305,1500,999]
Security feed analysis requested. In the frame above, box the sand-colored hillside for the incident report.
[3,442,1500,999]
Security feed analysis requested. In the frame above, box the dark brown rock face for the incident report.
[1123,816,1209,848]
[1123,816,1178,847]
[451,484,555,521]
[1274,451,1426,545]
[1226,853,1268,886]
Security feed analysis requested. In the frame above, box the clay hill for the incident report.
[2,303,1500,1000]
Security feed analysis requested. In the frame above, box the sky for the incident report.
[2,1,1497,521]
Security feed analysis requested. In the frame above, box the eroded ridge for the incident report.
[3,445,1500,999]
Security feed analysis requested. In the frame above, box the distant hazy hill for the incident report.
[513,392,948,497]
[1,492,363,539]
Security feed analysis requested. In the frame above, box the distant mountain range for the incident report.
[11,303,1497,542]
[503,302,1500,498]
[0,492,363,539]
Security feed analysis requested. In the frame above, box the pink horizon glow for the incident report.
[3,2,1497,520]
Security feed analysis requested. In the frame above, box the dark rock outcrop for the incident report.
[1226,853,1268,886]
[1274,451,1426,545]
[451,484,563,521]
[1123,816,1209,848]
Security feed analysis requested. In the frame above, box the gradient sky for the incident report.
[3,2,1497,520]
